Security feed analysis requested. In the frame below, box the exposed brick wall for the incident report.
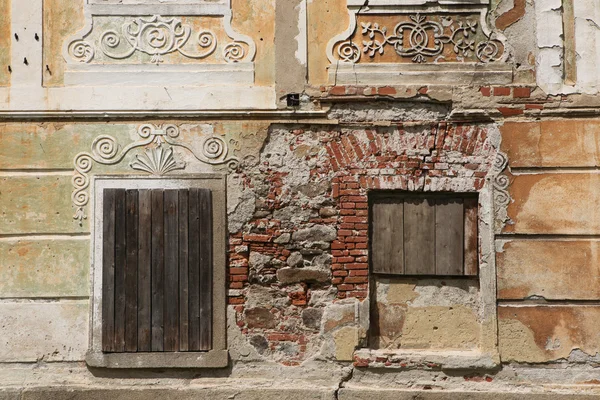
[225,122,498,362]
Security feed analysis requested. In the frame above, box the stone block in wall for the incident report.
[0,176,89,234]
[497,240,600,300]
[500,121,600,168]
[0,239,89,298]
[0,301,88,362]
[505,173,600,234]
[498,305,600,363]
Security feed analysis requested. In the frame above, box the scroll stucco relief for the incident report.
[62,0,256,86]
[326,0,510,85]
[71,123,239,223]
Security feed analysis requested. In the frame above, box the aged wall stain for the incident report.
[0,0,10,87]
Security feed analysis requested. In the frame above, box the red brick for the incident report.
[418,86,428,95]
[332,277,344,285]
[342,202,356,209]
[338,284,355,291]
[337,256,355,263]
[338,229,353,236]
[480,87,491,97]
[498,107,524,117]
[525,104,544,110]
[349,269,369,276]
[330,86,346,96]
[513,87,531,98]
[333,270,349,277]
[342,216,367,223]
[230,267,248,275]
[331,241,346,249]
[243,234,272,243]
[229,282,244,289]
[230,275,248,281]
[344,276,368,284]
[493,86,511,96]
[346,263,368,269]
[378,86,397,96]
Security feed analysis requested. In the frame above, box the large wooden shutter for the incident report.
[371,194,478,276]
[102,188,213,353]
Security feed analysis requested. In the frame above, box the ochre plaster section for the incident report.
[497,240,600,300]
[307,0,348,86]
[43,0,85,87]
[505,173,600,234]
[372,278,480,350]
[498,306,600,363]
[232,0,275,86]
[0,0,10,87]
[0,176,89,234]
[0,239,89,297]
[501,121,600,168]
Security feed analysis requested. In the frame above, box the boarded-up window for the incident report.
[370,193,478,276]
[102,188,213,353]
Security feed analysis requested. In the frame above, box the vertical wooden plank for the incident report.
[404,197,436,275]
[198,189,213,351]
[464,197,479,276]
[113,189,127,352]
[435,197,464,276]
[371,200,404,275]
[102,189,116,352]
[124,190,138,352]
[151,189,164,352]
[188,188,201,351]
[178,190,190,351]
[137,189,152,351]
[164,190,179,352]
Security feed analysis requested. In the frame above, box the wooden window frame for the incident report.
[370,191,479,277]
[86,175,228,369]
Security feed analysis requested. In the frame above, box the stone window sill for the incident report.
[353,349,499,370]
[86,350,229,369]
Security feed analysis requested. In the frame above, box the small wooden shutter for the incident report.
[102,188,213,353]
[371,194,478,276]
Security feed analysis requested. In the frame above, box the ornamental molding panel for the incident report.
[326,0,511,85]
[63,0,256,86]
[71,123,239,223]
[491,151,512,232]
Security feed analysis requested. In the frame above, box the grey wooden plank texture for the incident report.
[198,189,213,351]
[102,189,116,352]
[151,190,164,352]
[178,190,190,352]
[188,188,201,351]
[464,197,479,276]
[113,189,127,352]
[403,197,435,275]
[371,201,404,275]
[137,189,152,352]
[102,187,215,353]
[435,197,464,275]
[124,190,138,352]
[163,190,180,352]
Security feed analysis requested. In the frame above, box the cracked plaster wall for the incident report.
[4,0,600,397]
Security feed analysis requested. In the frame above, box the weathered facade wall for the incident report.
[2,0,600,398]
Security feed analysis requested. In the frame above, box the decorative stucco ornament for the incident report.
[326,0,509,85]
[71,124,239,223]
